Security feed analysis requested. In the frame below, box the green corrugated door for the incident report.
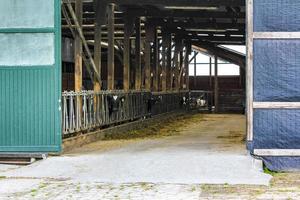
[0,0,61,152]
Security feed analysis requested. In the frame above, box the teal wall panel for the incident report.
[0,0,61,152]
[0,68,60,151]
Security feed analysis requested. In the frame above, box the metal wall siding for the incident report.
[0,68,59,151]
[0,0,61,152]
[254,0,300,32]
[253,39,300,102]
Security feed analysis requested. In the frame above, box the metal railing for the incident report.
[189,90,213,111]
[151,91,190,115]
[62,90,191,136]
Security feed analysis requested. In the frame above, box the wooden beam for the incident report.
[144,21,153,91]
[173,37,182,90]
[166,33,172,91]
[153,27,159,91]
[75,0,83,92]
[254,149,300,156]
[135,17,142,90]
[253,102,300,109]
[107,3,115,90]
[214,56,219,113]
[65,1,101,83]
[161,30,168,92]
[209,57,212,90]
[123,14,133,91]
[184,47,190,90]
[93,0,106,91]
[189,52,198,63]
[101,0,245,7]
[193,51,197,89]
[246,0,254,141]
[185,42,191,90]
[61,4,95,84]
[179,49,184,89]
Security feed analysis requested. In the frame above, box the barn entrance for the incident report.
[2,0,296,171]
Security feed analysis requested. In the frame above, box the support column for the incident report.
[173,38,182,91]
[240,65,245,89]
[135,17,142,90]
[144,21,152,91]
[193,52,197,89]
[153,27,159,91]
[161,30,168,92]
[123,14,133,91]
[184,44,191,90]
[209,57,212,90]
[179,50,184,90]
[107,4,115,90]
[94,0,105,92]
[75,0,83,92]
[166,33,172,91]
[214,56,219,113]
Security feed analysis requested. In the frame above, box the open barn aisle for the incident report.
[0,114,272,199]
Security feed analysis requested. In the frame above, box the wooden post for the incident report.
[75,0,83,92]
[209,57,212,90]
[64,2,101,83]
[214,56,219,113]
[166,33,172,91]
[184,45,190,90]
[153,27,159,91]
[107,4,115,90]
[135,17,142,90]
[144,21,152,91]
[193,52,197,89]
[179,50,184,90]
[93,0,105,92]
[240,65,245,89]
[161,30,168,92]
[123,14,133,91]
[173,38,181,91]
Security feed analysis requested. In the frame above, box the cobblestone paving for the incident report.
[1,173,300,200]
[1,179,202,200]
[200,173,300,200]
[0,173,300,200]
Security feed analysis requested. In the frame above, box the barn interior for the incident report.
[0,0,276,187]
[60,0,246,140]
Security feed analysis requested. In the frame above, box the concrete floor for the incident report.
[0,114,273,199]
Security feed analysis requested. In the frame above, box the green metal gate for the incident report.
[0,0,61,152]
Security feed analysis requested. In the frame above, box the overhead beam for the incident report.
[96,0,245,7]
[192,41,245,67]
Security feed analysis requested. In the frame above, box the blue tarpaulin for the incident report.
[251,0,300,171]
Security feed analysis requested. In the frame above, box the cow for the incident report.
[107,95,126,116]
[147,95,163,114]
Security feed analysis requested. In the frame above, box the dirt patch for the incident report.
[217,130,245,143]
[104,113,205,140]
[67,113,206,155]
